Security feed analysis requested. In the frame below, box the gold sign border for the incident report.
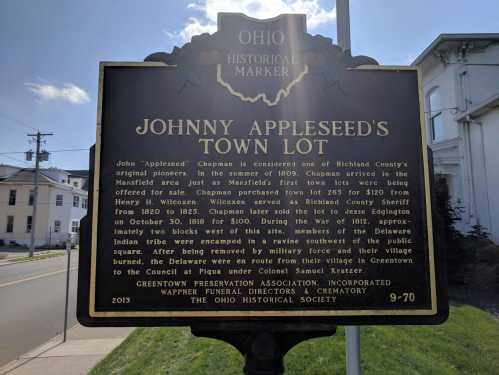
[216,64,309,106]
[89,62,437,318]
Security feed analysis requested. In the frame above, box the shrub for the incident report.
[468,223,491,242]
[434,177,470,284]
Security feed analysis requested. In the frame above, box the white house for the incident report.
[412,33,499,242]
[0,165,88,247]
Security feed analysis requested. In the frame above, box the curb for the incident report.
[0,252,68,267]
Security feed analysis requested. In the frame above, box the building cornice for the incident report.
[455,94,499,122]
[429,137,461,151]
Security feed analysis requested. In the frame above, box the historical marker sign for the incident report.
[78,13,447,325]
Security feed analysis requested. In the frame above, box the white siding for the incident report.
[480,108,499,242]
[422,62,461,143]
[466,44,499,105]
[0,184,50,246]
[418,38,499,242]
[0,176,88,247]
[47,187,73,245]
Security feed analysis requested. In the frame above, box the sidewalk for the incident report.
[0,324,133,375]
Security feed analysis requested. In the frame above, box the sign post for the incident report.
[77,12,448,374]
[337,1,361,373]
[63,233,71,342]
[346,326,361,375]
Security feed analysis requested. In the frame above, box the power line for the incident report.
[49,148,89,153]
[0,154,32,166]
[424,107,459,114]
[0,122,32,136]
[48,147,90,152]
[0,112,38,132]
[50,134,84,151]
[0,112,85,150]
[0,114,81,151]
[0,148,89,155]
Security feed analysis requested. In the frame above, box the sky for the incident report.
[1,0,498,170]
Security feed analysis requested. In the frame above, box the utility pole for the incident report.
[336,0,351,51]
[27,131,53,257]
[336,1,361,374]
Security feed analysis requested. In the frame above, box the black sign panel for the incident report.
[78,13,447,325]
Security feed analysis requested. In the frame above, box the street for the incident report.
[0,252,78,366]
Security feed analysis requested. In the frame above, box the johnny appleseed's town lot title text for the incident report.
[135,119,390,155]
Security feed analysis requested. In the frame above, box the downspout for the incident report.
[474,117,493,233]
[457,62,477,227]
[463,120,477,225]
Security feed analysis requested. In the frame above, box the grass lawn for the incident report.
[90,305,499,375]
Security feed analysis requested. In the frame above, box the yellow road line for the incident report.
[0,267,78,289]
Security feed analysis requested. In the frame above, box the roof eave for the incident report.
[411,33,499,66]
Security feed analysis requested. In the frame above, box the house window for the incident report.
[429,89,444,142]
[71,220,79,233]
[26,216,32,233]
[82,198,88,209]
[56,194,63,206]
[54,220,61,233]
[6,216,14,233]
[73,196,79,207]
[73,181,79,188]
[8,190,16,205]
[28,190,34,206]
